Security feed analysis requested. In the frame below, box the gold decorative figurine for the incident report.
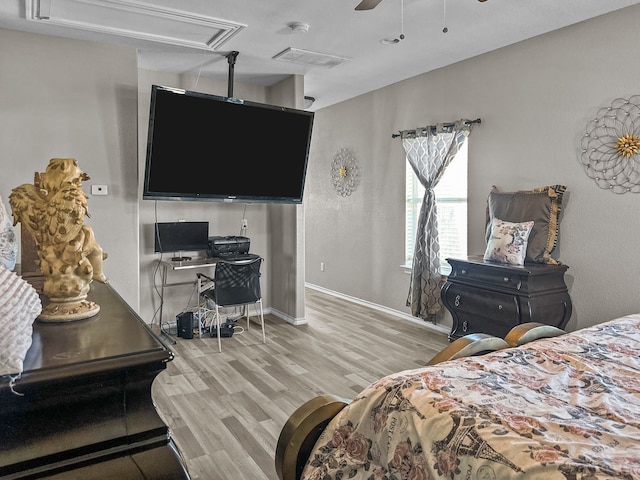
[9,158,108,322]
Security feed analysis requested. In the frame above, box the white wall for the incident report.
[305,4,640,332]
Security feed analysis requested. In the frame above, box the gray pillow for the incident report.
[485,185,566,264]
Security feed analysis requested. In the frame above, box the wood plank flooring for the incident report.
[151,287,449,480]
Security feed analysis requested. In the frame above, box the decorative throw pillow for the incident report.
[0,264,42,379]
[486,185,566,264]
[484,218,534,266]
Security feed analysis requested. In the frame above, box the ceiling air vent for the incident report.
[273,48,350,68]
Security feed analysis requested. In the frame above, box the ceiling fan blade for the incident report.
[355,0,385,10]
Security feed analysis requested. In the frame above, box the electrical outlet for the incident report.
[320,262,325,272]
[242,219,248,229]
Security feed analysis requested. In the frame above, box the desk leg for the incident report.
[159,261,167,325]
[158,263,177,345]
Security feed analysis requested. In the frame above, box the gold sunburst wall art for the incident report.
[580,95,640,194]
[331,148,360,196]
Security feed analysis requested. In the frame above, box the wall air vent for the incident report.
[25,0,246,51]
[273,48,350,68]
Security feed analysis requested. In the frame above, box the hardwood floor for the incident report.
[151,287,449,480]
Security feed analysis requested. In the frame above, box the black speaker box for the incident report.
[176,311,194,339]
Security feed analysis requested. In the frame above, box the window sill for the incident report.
[401,263,452,277]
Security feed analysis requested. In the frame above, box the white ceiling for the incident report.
[2,0,640,111]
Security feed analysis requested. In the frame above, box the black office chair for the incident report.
[199,256,265,352]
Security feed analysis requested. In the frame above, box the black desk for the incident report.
[0,281,190,479]
[157,258,219,332]
[158,255,261,328]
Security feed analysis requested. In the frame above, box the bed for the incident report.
[275,314,640,480]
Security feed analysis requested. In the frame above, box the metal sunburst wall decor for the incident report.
[580,95,640,194]
[331,148,360,196]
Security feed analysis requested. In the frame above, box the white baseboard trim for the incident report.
[268,306,307,326]
[305,283,450,335]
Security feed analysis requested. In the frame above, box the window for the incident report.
[405,142,467,274]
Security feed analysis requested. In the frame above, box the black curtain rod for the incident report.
[392,118,481,138]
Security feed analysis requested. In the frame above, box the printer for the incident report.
[207,236,250,258]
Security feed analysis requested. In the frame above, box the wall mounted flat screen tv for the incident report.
[143,85,314,203]
[154,221,209,260]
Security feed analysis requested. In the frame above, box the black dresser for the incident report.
[441,256,572,341]
[0,281,189,479]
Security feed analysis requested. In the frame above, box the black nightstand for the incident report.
[441,255,572,341]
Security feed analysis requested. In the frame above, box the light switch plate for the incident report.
[91,185,108,195]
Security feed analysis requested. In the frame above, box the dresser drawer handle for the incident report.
[462,320,468,332]
[454,294,461,307]
[498,304,503,310]
[503,277,509,282]
[461,269,467,275]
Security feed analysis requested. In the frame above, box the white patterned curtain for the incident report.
[402,120,474,323]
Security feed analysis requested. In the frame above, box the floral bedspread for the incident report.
[302,314,640,480]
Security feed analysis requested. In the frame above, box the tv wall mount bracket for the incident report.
[226,51,239,98]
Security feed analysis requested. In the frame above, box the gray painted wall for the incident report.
[3,4,638,334]
[0,29,305,326]
[136,71,306,326]
[305,4,640,332]
[136,70,273,326]
[0,28,140,309]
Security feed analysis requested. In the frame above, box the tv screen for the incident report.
[154,221,209,255]
[143,85,314,203]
